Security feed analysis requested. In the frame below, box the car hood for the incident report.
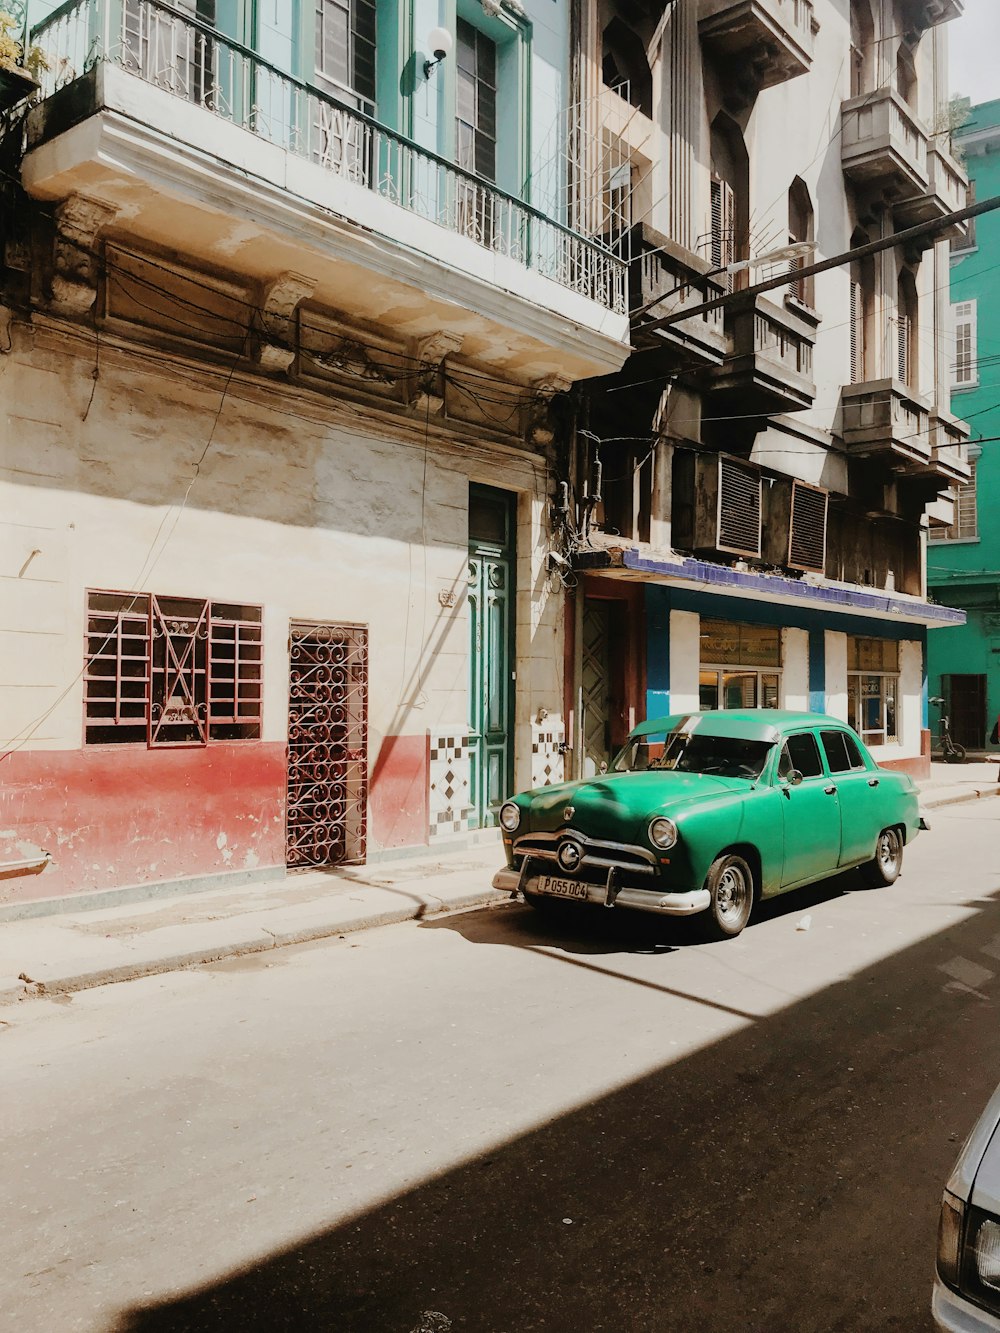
[519,771,749,843]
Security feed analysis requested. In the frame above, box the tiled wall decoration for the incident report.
[428,729,472,838]
[531,722,565,789]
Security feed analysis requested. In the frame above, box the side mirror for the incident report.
[782,769,804,788]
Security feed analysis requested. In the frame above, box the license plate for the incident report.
[538,876,589,901]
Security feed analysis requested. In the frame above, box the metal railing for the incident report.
[31,0,626,315]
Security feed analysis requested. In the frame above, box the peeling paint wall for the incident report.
[0,323,564,905]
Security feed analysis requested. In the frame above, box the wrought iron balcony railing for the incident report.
[30,0,626,315]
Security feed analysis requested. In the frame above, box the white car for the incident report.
[935,1082,1000,1329]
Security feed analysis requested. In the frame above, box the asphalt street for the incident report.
[4,798,1000,1333]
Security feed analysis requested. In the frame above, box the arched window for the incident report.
[710,114,749,291]
[602,16,652,116]
[850,229,875,383]
[850,0,875,97]
[788,177,815,306]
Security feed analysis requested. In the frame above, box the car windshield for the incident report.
[613,731,774,780]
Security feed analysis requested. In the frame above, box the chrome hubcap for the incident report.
[878,832,898,870]
[717,865,749,922]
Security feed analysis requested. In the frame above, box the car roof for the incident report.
[629,710,851,744]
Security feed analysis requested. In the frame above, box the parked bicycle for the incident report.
[929,696,967,763]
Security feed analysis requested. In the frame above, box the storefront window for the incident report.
[847,636,899,745]
[699,619,781,711]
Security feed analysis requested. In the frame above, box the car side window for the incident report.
[780,732,824,779]
[821,729,864,774]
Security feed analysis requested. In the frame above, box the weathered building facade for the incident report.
[561,0,969,779]
[0,0,630,909]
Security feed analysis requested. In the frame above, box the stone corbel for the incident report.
[52,194,118,314]
[527,373,573,447]
[257,271,316,372]
[410,331,464,416]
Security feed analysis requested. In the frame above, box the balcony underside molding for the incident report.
[697,0,815,91]
[23,66,629,380]
[574,547,964,627]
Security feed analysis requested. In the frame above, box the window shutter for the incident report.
[711,177,735,293]
[955,463,978,539]
[787,480,828,573]
[850,279,863,383]
[717,455,762,557]
[896,315,910,385]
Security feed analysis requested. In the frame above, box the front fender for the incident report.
[667,787,783,895]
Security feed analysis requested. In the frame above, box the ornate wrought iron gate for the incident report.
[582,600,612,777]
[286,622,368,868]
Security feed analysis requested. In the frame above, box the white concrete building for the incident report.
[0,0,629,909]
[563,0,969,779]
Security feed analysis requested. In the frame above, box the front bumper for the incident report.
[492,867,710,917]
[933,1277,1000,1331]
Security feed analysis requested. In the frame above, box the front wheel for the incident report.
[945,741,967,764]
[700,853,754,941]
[864,826,903,887]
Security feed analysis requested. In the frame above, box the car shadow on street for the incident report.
[420,867,868,956]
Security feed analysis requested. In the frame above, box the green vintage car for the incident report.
[493,710,927,940]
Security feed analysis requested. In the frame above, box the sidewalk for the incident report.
[2,764,998,1007]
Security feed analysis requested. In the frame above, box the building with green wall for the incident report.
[928,98,1000,752]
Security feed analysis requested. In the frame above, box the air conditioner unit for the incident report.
[672,452,762,558]
[787,479,829,574]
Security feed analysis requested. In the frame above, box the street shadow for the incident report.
[106,870,1000,1333]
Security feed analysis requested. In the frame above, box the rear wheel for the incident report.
[945,742,967,764]
[864,826,903,887]
[700,853,754,941]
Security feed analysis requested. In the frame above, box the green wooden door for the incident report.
[469,485,515,829]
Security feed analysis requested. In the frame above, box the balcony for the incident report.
[698,0,815,91]
[900,0,964,33]
[21,0,629,382]
[840,379,933,469]
[628,225,728,373]
[895,141,969,239]
[708,295,816,414]
[928,407,972,483]
[841,88,928,201]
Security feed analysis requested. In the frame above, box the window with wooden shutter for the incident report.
[953,300,977,387]
[787,480,828,573]
[717,455,762,557]
[850,279,863,383]
[896,315,911,385]
[711,177,735,293]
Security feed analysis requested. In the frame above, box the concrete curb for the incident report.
[921,785,1000,810]
[0,887,508,1007]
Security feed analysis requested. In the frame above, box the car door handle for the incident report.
[868,777,879,787]
[824,785,837,795]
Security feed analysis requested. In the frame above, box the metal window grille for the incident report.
[84,590,262,746]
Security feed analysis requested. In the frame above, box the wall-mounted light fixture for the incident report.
[424,27,453,79]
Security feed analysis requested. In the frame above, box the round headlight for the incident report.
[648,816,677,849]
[499,802,520,833]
